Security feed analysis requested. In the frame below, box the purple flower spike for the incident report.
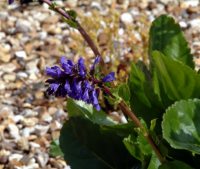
[102,72,115,82]
[46,56,115,111]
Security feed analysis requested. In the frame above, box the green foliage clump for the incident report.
[56,15,200,169]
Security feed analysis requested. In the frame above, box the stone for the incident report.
[50,121,62,131]
[0,106,14,118]
[22,109,38,117]
[21,127,35,137]
[13,115,24,123]
[0,54,11,63]
[0,63,17,73]
[38,31,47,40]
[43,15,60,24]
[0,11,8,20]
[35,125,49,136]
[29,142,40,149]
[7,124,20,140]
[189,19,200,28]
[181,0,199,8]
[120,12,133,24]
[22,118,38,127]
[0,150,10,164]
[3,73,16,82]
[35,152,49,167]
[65,0,77,7]
[15,19,32,33]
[15,51,27,59]
[17,137,29,151]
[49,158,67,168]
[41,113,53,123]
[0,44,11,62]
[26,59,39,73]
[179,21,187,28]
[9,153,23,162]
[0,32,6,40]
[17,72,28,79]
[27,158,39,169]
[91,2,102,10]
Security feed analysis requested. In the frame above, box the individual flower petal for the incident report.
[64,80,71,94]
[82,89,90,103]
[47,82,60,95]
[94,104,101,111]
[60,57,74,74]
[83,80,93,90]
[46,66,64,78]
[91,90,98,105]
[77,57,86,77]
[90,56,100,72]
[71,78,82,99]
[102,72,115,82]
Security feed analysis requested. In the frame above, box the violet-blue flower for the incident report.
[46,56,115,111]
[102,72,115,82]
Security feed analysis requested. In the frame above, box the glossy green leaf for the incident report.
[67,98,117,126]
[162,99,200,154]
[49,140,64,157]
[158,160,193,169]
[128,62,163,124]
[60,117,136,169]
[152,51,200,101]
[149,15,194,68]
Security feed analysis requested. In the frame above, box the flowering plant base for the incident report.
[7,1,200,169]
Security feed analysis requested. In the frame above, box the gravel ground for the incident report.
[0,0,200,168]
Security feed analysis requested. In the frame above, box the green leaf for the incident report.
[63,17,78,29]
[67,10,77,20]
[123,133,160,169]
[162,99,200,154]
[67,98,116,126]
[158,160,194,169]
[147,152,161,169]
[149,15,194,68]
[123,135,144,161]
[118,83,130,103]
[101,122,136,138]
[152,51,200,101]
[128,62,163,124]
[49,140,64,157]
[123,123,153,161]
[60,117,136,169]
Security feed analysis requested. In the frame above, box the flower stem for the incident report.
[102,85,166,163]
